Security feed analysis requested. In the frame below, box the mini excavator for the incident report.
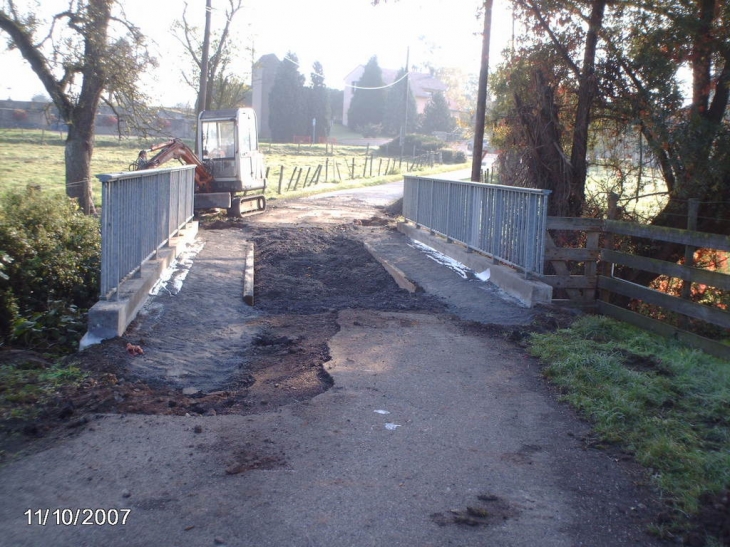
[134,108,266,216]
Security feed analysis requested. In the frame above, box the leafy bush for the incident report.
[0,188,100,353]
[441,149,468,164]
[378,134,447,157]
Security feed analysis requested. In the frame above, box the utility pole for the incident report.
[400,47,410,160]
[197,0,212,131]
[471,0,493,182]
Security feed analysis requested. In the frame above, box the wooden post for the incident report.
[304,166,312,187]
[362,156,368,178]
[287,167,297,191]
[278,166,284,194]
[351,158,355,179]
[680,199,700,328]
[293,167,303,189]
[325,158,329,182]
[600,192,619,302]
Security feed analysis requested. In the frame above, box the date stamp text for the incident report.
[25,508,131,526]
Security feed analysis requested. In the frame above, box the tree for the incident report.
[600,0,730,277]
[420,91,456,134]
[382,68,417,137]
[436,67,478,131]
[492,0,608,215]
[498,0,729,233]
[308,61,331,142]
[347,56,386,132]
[172,0,244,112]
[0,0,152,214]
[268,52,305,142]
[208,74,250,110]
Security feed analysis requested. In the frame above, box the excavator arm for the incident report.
[135,139,214,193]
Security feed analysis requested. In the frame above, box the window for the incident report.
[201,120,235,159]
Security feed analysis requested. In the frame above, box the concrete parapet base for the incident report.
[81,221,199,349]
[397,222,552,308]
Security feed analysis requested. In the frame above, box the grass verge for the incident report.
[0,352,88,423]
[528,314,730,541]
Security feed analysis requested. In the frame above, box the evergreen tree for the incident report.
[269,51,305,142]
[382,69,418,137]
[309,61,331,142]
[347,56,386,132]
[419,91,456,134]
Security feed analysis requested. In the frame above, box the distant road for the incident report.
[305,166,473,207]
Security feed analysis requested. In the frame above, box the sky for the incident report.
[0,0,516,107]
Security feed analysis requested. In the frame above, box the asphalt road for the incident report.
[0,178,665,547]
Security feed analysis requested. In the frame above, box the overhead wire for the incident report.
[283,55,410,90]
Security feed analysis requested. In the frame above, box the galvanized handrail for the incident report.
[403,176,551,275]
[96,165,195,300]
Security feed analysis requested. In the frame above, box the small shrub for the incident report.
[441,149,468,164]
[378,134,447,157]
[359,123,382,138]
[0,188,100,353]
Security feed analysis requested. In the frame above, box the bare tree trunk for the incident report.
[514,71,572,217]
[568,0,607,217]
[65,127,95,215]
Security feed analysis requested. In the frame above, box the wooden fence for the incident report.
[269,153,441,194]
[543,200,730,359]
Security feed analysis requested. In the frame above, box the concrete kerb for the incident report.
[80,221,199,349]
[397,221,553,308]
[363,241,420,293]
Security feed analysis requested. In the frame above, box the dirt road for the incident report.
[0,182,666,546]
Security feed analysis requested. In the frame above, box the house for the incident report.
[251,53,281,140]
[342,65,448,127]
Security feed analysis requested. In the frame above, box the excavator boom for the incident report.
[135,138,214,193]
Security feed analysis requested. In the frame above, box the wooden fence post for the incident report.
[600,192,619,302]
[314,165,322,184]
[293,167,303,189]
[278,166,284,194]
[679,199,700,328]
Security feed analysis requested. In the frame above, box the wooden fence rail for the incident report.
[544,213,730,359]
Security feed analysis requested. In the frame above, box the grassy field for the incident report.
[0,128,464,207]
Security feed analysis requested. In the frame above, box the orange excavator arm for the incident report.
[135,138,214,193]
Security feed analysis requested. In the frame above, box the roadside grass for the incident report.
[0,354,88,422]
[528,315,730,538]
[0,129,464,207]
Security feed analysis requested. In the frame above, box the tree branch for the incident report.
[0,9,73,117]
[515,0,581,79]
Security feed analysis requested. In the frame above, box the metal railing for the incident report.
[97,165,195,300]
[403,176,551,275]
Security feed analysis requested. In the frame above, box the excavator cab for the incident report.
[197,108,267,215]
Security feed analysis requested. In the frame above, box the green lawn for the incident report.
[0,128,463,207]
[529,315,730,542]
